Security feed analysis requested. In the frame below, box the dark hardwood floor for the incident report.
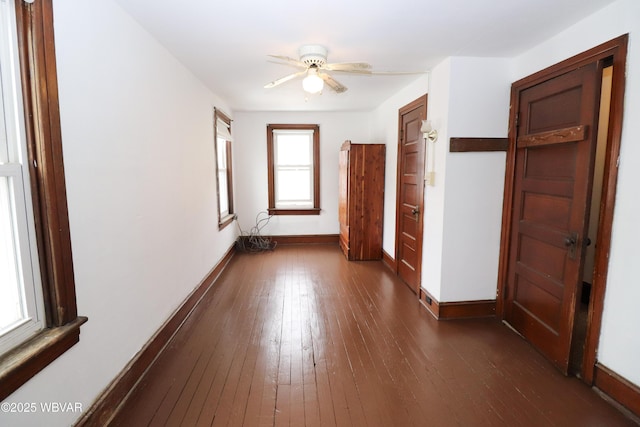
[110,245,637,426]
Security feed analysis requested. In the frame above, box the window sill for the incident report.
[0,316,88,401]
[268,208,321,216]
[218,213,236,230]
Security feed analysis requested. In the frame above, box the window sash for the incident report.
[0,0,45,355]
[274,166,313,207]
[217,137,229,217]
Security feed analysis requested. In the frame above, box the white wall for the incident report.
[511,0,640,388]
[232,111,372,236]
[438,57,510,302]
[370,74,430,256]
[0,1,237,426]
[383,58,510,303]
[419,60,450,301]
[371,59,509,304]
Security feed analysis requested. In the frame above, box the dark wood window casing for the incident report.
[213,108,234,229]
[0,0,87,402]
[266,124,320,216]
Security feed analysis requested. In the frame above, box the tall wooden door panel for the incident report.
[504,63,600,373]
[395,96,426,293]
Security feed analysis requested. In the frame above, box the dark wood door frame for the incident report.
[497,34,628,384]
[394,94,428,293]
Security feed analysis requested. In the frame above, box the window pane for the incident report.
[276,168,311,203]
[218,172,228,216]
[215,132,231,220]
[216,137,227,168]
[267,124,319,214]
[0,176,24,333]
[276,134,311,165]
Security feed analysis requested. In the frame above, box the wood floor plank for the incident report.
[340,265,421,423]
[327,271,397,427]
[306,288,337,426]
[110,245,638,427]
[110,258,250,427]
[218,289,271,426]
[301,285,321,427]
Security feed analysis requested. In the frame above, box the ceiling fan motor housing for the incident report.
[299,44,328,67]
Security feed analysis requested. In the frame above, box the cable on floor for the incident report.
[235,211,277,252]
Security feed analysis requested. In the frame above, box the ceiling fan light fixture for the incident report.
[302,68,324,94]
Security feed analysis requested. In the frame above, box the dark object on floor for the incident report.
[582,282,592,304]
[235,211,276,252]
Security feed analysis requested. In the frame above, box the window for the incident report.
[214,108,234,229]
[0,0,45,355]
[0,0,86,402]
[267,124,320,215]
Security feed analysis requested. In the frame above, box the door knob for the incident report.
[411,207,420,215]
[564,232,578,259]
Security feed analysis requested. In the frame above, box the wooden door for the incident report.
[395,95,427,293]
[504,63,600,373]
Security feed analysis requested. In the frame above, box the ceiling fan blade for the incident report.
[319,73,348,93]
[264,70,306,89]
[328,69,426,77]
[369,70,427,75]
[323,62,372,72]
[267,55,307,68]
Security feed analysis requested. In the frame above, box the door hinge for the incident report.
[399,129,404,142]
[515,113,520,128]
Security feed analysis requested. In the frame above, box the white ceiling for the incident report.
[112,0,618,112]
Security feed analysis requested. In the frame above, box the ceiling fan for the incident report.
[264,45,411,95]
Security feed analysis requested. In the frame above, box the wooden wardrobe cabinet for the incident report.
[338,141,385,260]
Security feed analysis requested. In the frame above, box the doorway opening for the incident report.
[570,63,613,376]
